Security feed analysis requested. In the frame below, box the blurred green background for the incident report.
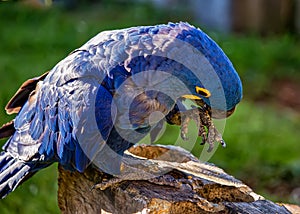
[0,1,299,213]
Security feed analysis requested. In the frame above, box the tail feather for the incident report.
[0,152,18,173]
[0,151,41,199]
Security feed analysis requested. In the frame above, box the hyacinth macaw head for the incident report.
[113,22,242,120]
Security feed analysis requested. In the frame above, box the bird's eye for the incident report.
[195,86,211,98]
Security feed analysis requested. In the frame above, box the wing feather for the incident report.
[5,72,49,115]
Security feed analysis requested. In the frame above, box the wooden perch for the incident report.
[57,144,295,213]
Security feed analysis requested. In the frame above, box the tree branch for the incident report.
[57,144,295,213]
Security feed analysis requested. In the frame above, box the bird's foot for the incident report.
[180,108,225,152]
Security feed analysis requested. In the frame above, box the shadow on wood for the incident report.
[57,144,295,214]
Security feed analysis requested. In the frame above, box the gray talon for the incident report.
[207,142,214,152]
[181,131,189,141]
[220,140,226,147]
[176,106,226,152]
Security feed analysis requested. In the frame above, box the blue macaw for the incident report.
[0,22,242,199]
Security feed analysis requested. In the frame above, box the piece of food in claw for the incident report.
[180,107,226,152]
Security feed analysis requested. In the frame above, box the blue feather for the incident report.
[0,22,242,198]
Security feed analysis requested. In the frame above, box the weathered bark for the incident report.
[57,144,296,214]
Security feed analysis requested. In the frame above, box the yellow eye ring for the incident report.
[195,86,211,98]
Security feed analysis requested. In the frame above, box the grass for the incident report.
[211,101,300,202]
[0,165,59,214]
[0,2,299,213]
[216,35,300,98]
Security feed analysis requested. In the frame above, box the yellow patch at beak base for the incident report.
[181,94,202,100]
